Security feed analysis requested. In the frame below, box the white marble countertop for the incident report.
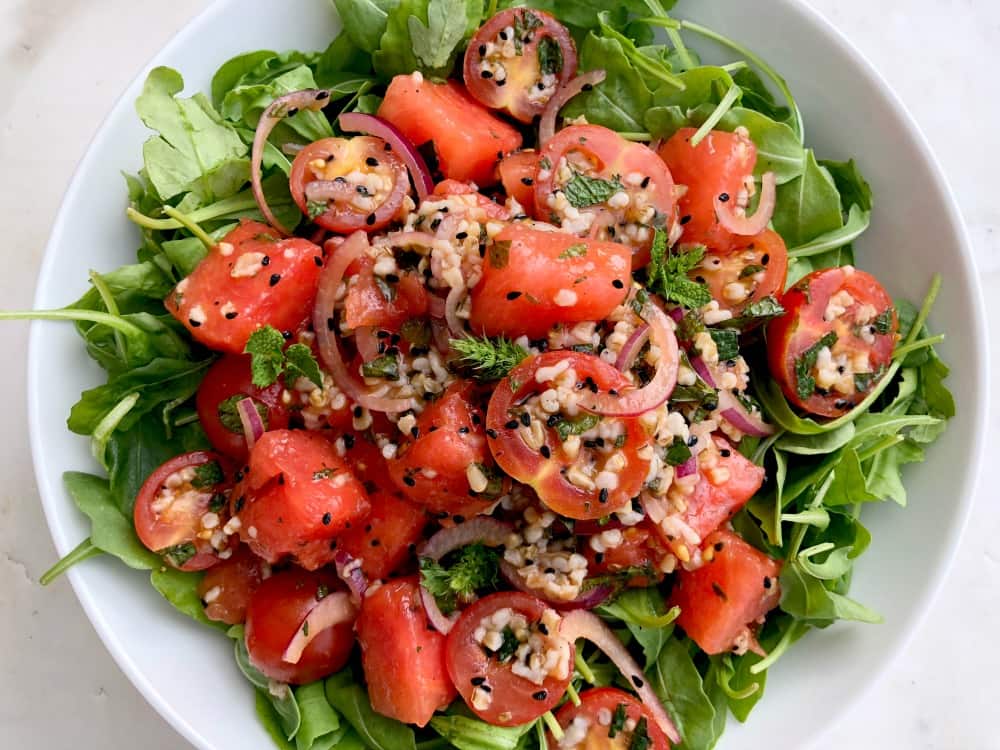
[1,0,997,747]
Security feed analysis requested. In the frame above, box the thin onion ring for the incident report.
[714,171,777,236]
[281,591,355,665]
[718,388,775,437]
[539,70,607,146]
[498,560,615,611]
[339,112,435,200]
[236,397,265,451]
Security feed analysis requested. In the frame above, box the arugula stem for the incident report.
[665,27,697,71]
[752,429,785,466]
[716,670,760,701]
[893,334,945,360]
[749,621,805,675]
[617,132,654,142]
[855,434,905,463]
[574,651,596,684]
[127,193,269,230]
[779,508,829,527]
[39,537,102,585]
[903,273,942,346]
[786,471,835,560]
[566,681,582,706]
[720,61,749,73]
[486,0,498,16]
[415,740,449,750]
[88,270,126,361]
[0,309,146,337]
[788,221,870,257]
[163,206,215,250]
[541,711,564,741]
[534,717,547,750]
[689,84,742,147]
[91,392,140,464]
[676,19,804,141]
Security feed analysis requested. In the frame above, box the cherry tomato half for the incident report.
[464,8,577,123]
[767,266,898,417]
[486,352,653,520]
[290,136,409,233]
[497,150,539,215]
[196,354,291,461]
[198,545,264,625]
[694,229,789,323]
[548,687,672,750]
[134,451,233,571]
[245,568,355,684]
[534,125,676,262]
[446,592,573,726]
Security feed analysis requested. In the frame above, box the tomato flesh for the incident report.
[336,488,426,580]
[245,568,355,684]
[356,577,456,726]
[235,429,370,568]
[695,229,789,322]
[469,225,631,340]
[198,545,263,625]
[378,74,522,187]
[669,530,781,655]
[767,266,898,417]
[487,352,652,521]
[388,382,501,518]
[446,592,573,725]
[134,451,233,571]
[657,127,757,253]
[343,257,429,332]
[584,522,667,589]
[290,136,409,233]
[464,8,578,123]
[549,687,672,750]
[166,220,324,354]
[196,354,291,461]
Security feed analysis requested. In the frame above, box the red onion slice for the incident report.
[420,583,458,635]
[580,301,679,417]
[333,551,368,603]
[417,517,512,561]
[312,231,416,414]
[444,284,466,337]
[560,610,681,744]
[539,70,607,146]
[355,326,380,363]
[252,88,332,236]
[717,388,775,437]
[282,591,355,664]
[339,112,434,200]
[675,455,698,478]
[427,294,447,320]
[499,560,615,611]
[304,177,356,203]
[714,171,777,236]
[667,307,684,324]
[236,397,265,451]
[689,355,717,388]
[431,318,452,353]
[614,324,650,372]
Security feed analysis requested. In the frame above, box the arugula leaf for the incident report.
[646,230,712,309]
[135,67,249,203]
[772,150,844,251]
[334,0,402,54]
[597,588,679,666]
[730,67,791,124]
[374,0,482,79]
[295,681,344,750]
[408,0,479,74]
[450,334,529,381]
[563,172,625,208]
[150,566,221,629]
[650,637,719,750]
[232,626,303,739]
[429,713,533,750]
[420,544,499,613]
[780,560,882,625]
[325,671,417,750]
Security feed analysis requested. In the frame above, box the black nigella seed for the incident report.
[594,552,604,563]
[718,192,730,203]
[680,214,692,225]
[411,426,420,438]
[386,273,400,283]
[481,70,493,79]
[720,449,731,457]
[506,291,522,300]
[499,29,508,40]
[322,513,332,525]
[521,177,534,186]
[456,231,469,240]
[353,406,364,418]
[286,107,298,117]
[343,434,355,449]
[641,176,651,188]
[327,317,337,331]
[471,676,486,686]
[225,311,238,320]
[632,675,644,688]
[314,256,323,267]
[519,412,531,427]
[612,279,624,289]
[453,515,466,524]
[189,318,202,327]
[366,213,376,226]
[764,577,772,589]
[761,253,770,265]
[282,330,292,340]
[714,542,724,551]
[540,445,551,459]
[371,539,381,547]
[599,488,609,504]
[403,475,416,487]
[478,44,487,55]
[581,83,594,91]
[486,428,498,439]
[538,623,548,635]
[459,426,470,434]
[532,691,548,701]
[261,255,270,266]
[505,419,520,430]
[269,273,281,287]
[315,90,330,100]
[496,80,506,87]
[547,415,561,427]
[235,496,245,512]
[687,435,698,446]
[366,157,379,167]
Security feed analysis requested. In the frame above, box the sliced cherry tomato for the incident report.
[469,225,631,340]
[548,687,672,750]
[378,74,523,187]
[669,530,781,655]
[433,179,511,221]
[446,592,573,725]
[234,429,370,568]
[464,8,577,123]
[198,545,264,625]
[657,127,757,253]
[650,436,765,562]
[487,352,653,520]
[534,125,675,262]
[693,229,789,322]
[343,256,429,331]
[583,522,668,588]
[245,568,355,684]
[290,136,409,233]
[498,150,539,215]
[196,354,291,461]
[388,381,502,518]
[356,577,457,726]
[134,451,233,571]
[165,220,324,354]
[767,266,898,417]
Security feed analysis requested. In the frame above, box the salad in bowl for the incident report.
[10,0,956,748]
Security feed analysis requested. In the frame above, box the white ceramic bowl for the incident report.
[28,0,988,748]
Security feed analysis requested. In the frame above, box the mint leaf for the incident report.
[284,343,324,388]
[793,331,838,400]
[646,230,712,310]
[244,326,286,387]
[563,172,625,208]
[709,329,740,361]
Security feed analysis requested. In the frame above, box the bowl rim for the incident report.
[26,0,990,748]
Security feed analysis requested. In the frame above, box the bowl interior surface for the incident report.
[28,0,987,748]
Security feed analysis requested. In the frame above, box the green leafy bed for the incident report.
[7,0,955,749]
